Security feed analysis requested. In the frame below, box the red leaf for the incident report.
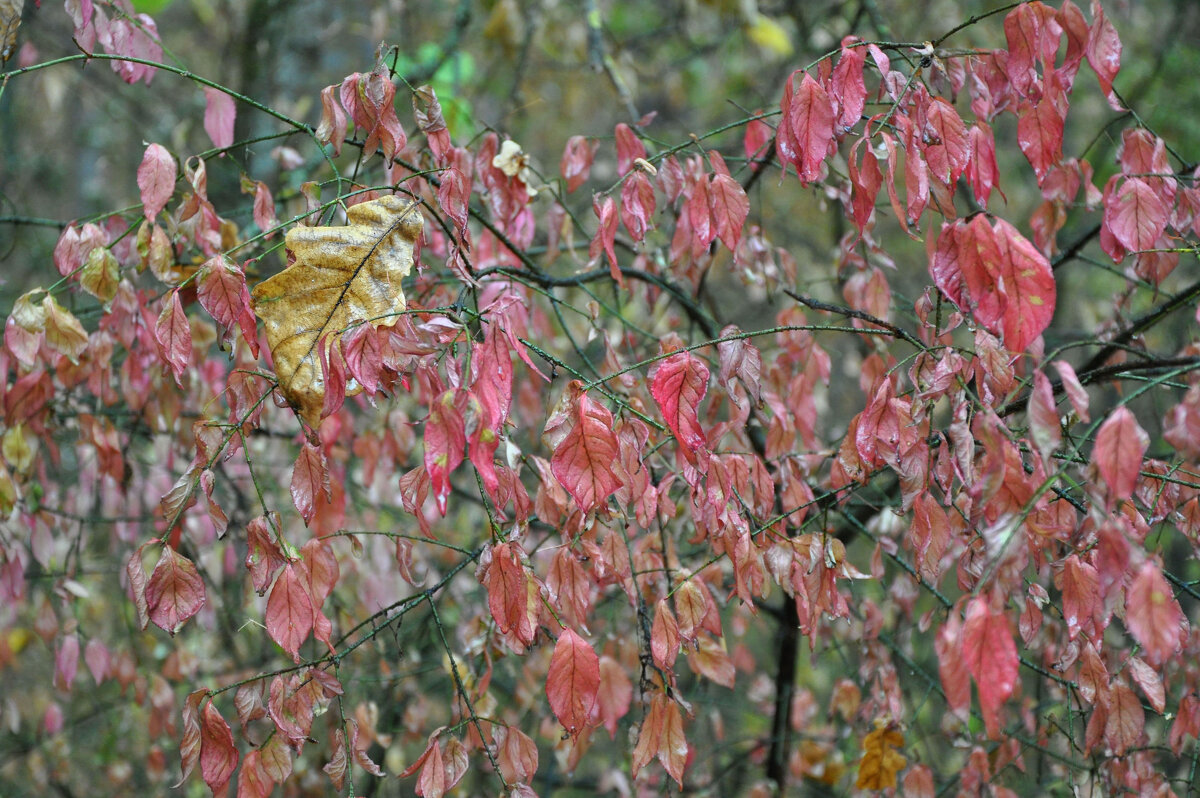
[252,181,276,237]
[965,123,1002,209]
[237,749,274,798]
[831,39,866,129]
[1128,656,1165,714]
[848,137,883,234]
[1125,561,1183,666]
[961,597,1018,738]
[781,72,834,183]
[651,599,680,671]
[649,351,710,464]
[1060,554,1099,640]
[545,628,600,735]
[266,563,314,661]
[1104,177,1168,253]
[83,637,110,685]
[590,195,620,285]
[550,385,623,513]
[178,690,207,787]
[155,290,191,386]
[632,692,688,787]
[200,701,239,796]
[291,441,330,524]
[614,122,647,176]
[993,218,1056,353]
[1085,0,1122,108]
[483,541,536,647]
[924,97,969,185]
[1104,683,1144,756]
[138,143,176,221]
[1093,406,1147,502]
[620,170,656,242]
[146,546,206,635]
[1017,99,1064,181]
[708,174,749,251]
[561,136,597,193]
[53,633,79,692]
[1053,359,1090,422]
[203,87,236,150]
[197,256,258,357]
[126,546,151,631]
[1027,370,1061,461]
[496,725,539,785]
[597,655,633,738]
[935,611,971,721]
[424,390,467,516]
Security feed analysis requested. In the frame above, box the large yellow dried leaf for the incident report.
[251,195,422,428]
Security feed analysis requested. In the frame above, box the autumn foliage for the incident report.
[4,0,1200,796]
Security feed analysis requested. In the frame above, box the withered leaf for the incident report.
[0,0,20,65]
[252,195,422,427]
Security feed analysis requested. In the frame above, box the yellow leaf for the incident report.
[251,195,422,428]
[855,718,907,790]
[0,0,21,65]
[746,14,793,58]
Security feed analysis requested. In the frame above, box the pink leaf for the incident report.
[203,87,236,150]
[708,174,749,252]
[1125,561,1184,666]
[1105,177,1169,253]
[155,290,192,386]
[137,143,176,221]
[1027,370,1061,461]
[561,136,597,193]
[290,441,330,525]
[550,384,623,513]
[545,628,600,735]
[620,170,656,242]
[266,563,314,661]
[146,546,206,635]
[589,196,620,285]
[1085,0,1122,108]
[961,597,1018,738]
[200,701,239,796]
[781,72,834,183]
[1053,360,1090,422]
[614,123,647,176]
[1093,406,1147,502]
[649,350,710,464]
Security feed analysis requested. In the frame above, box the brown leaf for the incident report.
[252,195,422,428]
[0,0,20,64]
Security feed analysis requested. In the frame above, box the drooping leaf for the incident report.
[203,87,236,150]
[138,143,176,221]
[961,597,1018,738]
[290,441,330,525]
[200,701,239,796]
[650,350,710,464]
[780,72,834,183]
[1093,406,1147,502]
[549,384,623,513]
[651,599,680,671]
[1125,561,1184,666]
[483,541,536,647]
[631,692,687,787]
[708,173,749,251]
[237,749,274,798]
[146,546,206,635]
[545,628,600,735]
[855,718,907,790]
[155,290,191,386]
[265,563,314,662]
[1105,177,1168,253]
[1104,683,1144,756]
[252,195,422,428]
[614,123,646,176]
